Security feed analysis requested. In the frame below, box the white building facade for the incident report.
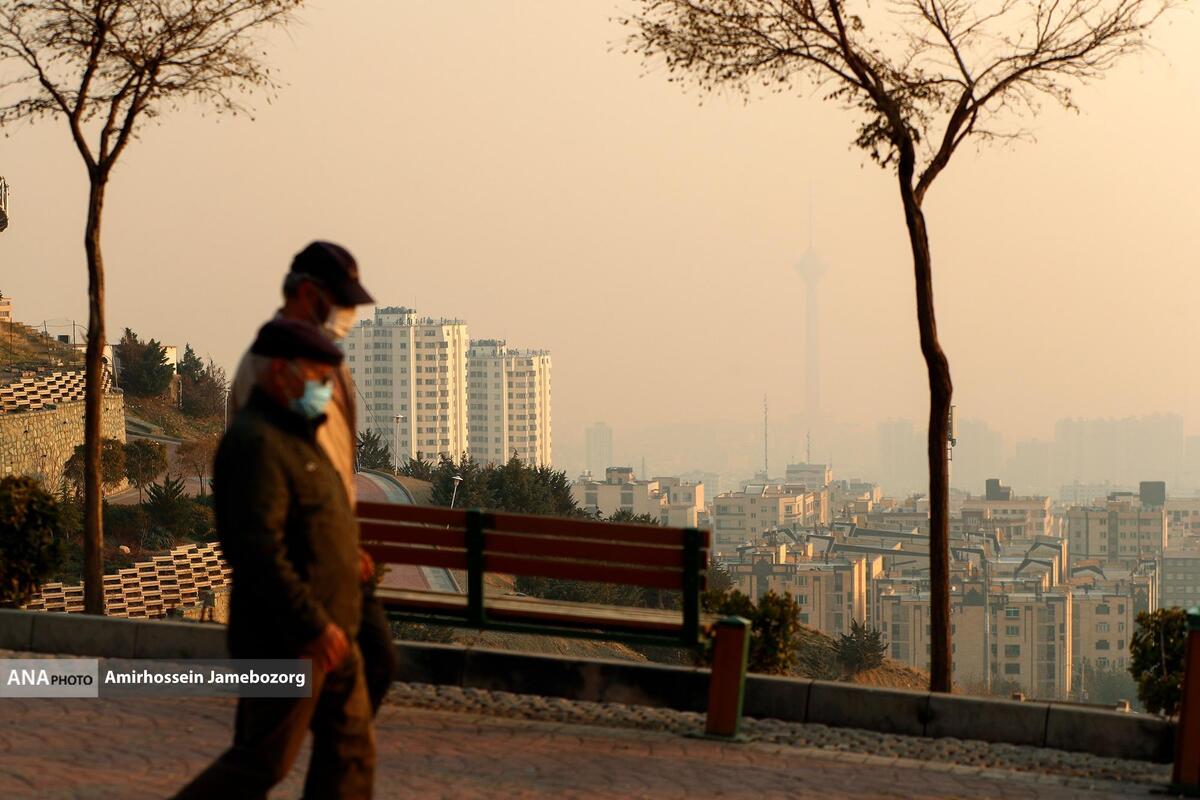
[343,306,469,462]
[467,339,552,466]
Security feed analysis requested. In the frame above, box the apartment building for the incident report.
[1065,499,1167,567]
[655,477,705,528]
[961,493,1054,539]
[726,544,869,637]
[466,339,552,467]
[1162,548,1200,609]
[1071,587,1135,674]
[572,468,654,518]
[711,485,820,557]
[0,291,11,324]
[343,306,469,462]
[1167,497,1200,546]
[879,586,1073,699]
[785,463,832,489]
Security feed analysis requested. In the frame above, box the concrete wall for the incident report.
[0,608,1173,764]
[0,394,126,484]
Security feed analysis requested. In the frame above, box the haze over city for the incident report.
[2,1,1198,484]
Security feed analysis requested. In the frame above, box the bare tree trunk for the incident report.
[899,174,954,693]
[83,176,107,616]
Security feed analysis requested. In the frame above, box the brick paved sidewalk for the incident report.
[0,693,1170,799]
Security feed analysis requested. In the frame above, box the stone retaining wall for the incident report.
[0,394,126,484]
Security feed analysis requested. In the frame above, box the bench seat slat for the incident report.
[378,588,714,635]
[360,520,466,548]
[362,543,467,570]
[483,531,690,568]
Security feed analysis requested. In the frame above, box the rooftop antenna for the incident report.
[0,176,9,233]
[763,394,769,476]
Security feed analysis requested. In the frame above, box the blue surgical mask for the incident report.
[290,379,334,419]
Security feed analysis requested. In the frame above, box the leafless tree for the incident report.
[623,0,1176,692]
[0,0,302,614]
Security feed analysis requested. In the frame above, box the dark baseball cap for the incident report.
[250,319,344,366]
[290,241,374,306]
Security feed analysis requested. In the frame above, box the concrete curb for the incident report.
[0,609,1174,762]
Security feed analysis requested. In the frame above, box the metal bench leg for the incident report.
[705,616,750,739]
[1174,608,1200,792]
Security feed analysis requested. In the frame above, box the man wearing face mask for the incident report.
[175,319,374,798]
[230,241,398,715]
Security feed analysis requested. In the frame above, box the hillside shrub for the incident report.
[0,476,65,607]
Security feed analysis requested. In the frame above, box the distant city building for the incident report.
[961,485,1054,539]
[877,419,924,496]
[785,462,832,489]
[727,543,870,637]
[584,422,613,478]
[0,176,9,233]
[1162,548,1200,610]
[0,291,11,325]
[570,468,704,527]
[711,485,822,557]
[1167,497,1200,546]
[466,339,552,466]
[343,306,469,462]
[879,585,1073,699]
[1065,498,1167,567]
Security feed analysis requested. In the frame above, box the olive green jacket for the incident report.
[214,389,362,658]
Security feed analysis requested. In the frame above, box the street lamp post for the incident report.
[449,475,463,509]
[393,414,407,472]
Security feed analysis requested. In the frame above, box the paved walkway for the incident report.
[0,693,1167,799]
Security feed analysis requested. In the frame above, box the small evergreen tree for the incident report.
[837,619,887,674]
[355,430,394,472]
[145,474,191,547]
[115,328,174,396]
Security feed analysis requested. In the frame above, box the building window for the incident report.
[1004,663,1021,675]
[1005,625,1020,636]
[1005,608,1020,619]
[1004,645,1020,658]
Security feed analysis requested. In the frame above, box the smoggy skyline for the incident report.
[1,2,1197,479]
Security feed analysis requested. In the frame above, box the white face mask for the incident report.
[324,306,357,341]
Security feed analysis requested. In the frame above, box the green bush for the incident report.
[1130,608,1188,715]
[0,476,66,607]
[702,589,802,675]
[837,619,887,673]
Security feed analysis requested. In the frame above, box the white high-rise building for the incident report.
[342,306,469,463]
[467,339,552,466]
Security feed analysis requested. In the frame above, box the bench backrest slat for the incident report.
[488,510,707,548]
[360,519,466,549]
[362,542,467,571]
[485,531,689,569]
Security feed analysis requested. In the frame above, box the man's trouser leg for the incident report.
[173,651,374,799]
[304,652,376,798]
[358,584,398,713]
[172,669,329,800]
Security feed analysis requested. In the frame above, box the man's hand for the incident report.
[303,622,349,672]
[358,548,375,584]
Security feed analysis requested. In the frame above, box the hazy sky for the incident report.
[1,1,1198,476]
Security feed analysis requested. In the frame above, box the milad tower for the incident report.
[794,229,827,421]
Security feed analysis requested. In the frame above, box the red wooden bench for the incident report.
[358,501,751,737]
